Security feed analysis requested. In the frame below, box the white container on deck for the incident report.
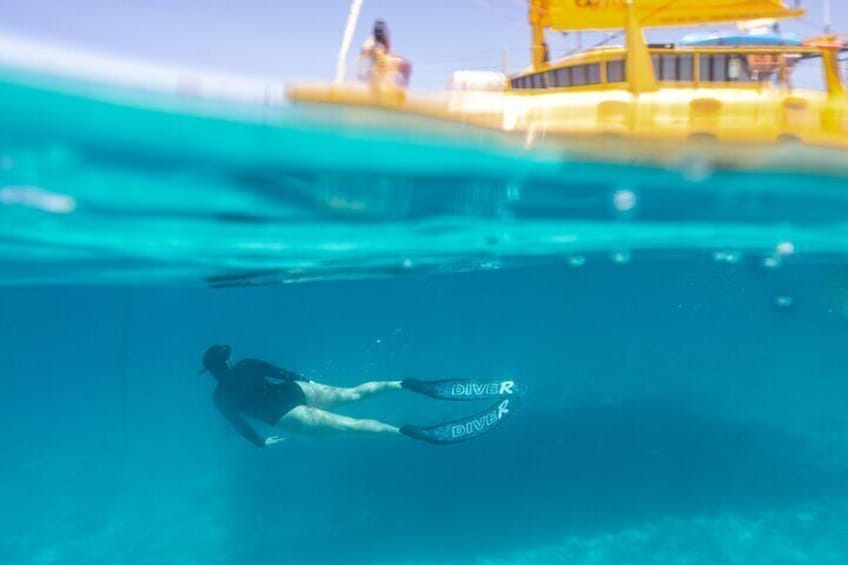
[449,71,507,92]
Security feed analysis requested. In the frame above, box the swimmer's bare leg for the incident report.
[296,380,402,409]
[277,406,401,437]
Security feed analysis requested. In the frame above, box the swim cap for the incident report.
[201,344,231,375]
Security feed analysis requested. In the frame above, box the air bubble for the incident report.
[713,251,741,264]
[568,254,586,268]
[762,256,782,270]
[611,250,631,265]
[612,189,637,213]
[776,241,795,256]
[773,295,794,309]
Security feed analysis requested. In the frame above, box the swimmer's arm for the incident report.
[213,389,271,448]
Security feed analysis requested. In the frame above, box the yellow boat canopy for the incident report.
[527,1,806,90]
[533,0,803,32]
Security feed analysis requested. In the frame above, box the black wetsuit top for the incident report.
[213,359,308,447]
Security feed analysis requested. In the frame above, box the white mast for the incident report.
[335,0,364,83]
[824,0,832,33]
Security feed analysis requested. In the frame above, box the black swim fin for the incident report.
[401,378,519,401]
[400,398,515,444]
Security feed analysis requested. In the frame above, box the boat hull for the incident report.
[287,81,848,173]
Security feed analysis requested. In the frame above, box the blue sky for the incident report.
[0,1,842,88]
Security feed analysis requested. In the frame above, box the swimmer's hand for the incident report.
[264,436,286,447]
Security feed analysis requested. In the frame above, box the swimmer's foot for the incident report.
[400,398,515,444]
[401,378,520,401]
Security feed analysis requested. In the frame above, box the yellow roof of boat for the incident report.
[534,0,804,32]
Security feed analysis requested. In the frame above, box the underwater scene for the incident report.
[3,22,848,565]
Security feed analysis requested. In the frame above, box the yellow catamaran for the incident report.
[288,1,848,163]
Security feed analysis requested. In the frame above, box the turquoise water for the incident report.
[2,66,848,564]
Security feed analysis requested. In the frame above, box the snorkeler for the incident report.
[200,345,517,447]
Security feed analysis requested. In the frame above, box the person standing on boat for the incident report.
[358,18,412,88]
[361,18,391,59]
[200,344,517,447]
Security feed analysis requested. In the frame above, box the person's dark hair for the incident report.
[202,344,231,376]
[373,18,390,50]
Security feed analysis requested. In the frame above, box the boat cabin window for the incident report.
[606,60,626,83]
[728,55,753,81]
[509,49,813,91]
[698,54,753,83]
[678,55,694,81]
[652,54,694,82]
[571,65,587,86]
[554,67,571,87]
[510,62,606,90]
[587,63,602,85]
[532,73,543,89]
